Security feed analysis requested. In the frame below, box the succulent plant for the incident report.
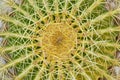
[0,0,120,80]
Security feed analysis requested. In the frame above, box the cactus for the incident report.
[0,0,120,80]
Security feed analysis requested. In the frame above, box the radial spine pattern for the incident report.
[0,0,120,80]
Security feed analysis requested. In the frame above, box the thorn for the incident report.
[114,15,120,25]
[2,40,7,46]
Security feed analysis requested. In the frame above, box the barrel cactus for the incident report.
[0,0,120,80]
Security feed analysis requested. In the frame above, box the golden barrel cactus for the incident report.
[0,0,120,80]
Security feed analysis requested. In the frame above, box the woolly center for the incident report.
[51,31,64,46]
[42,23,77,59]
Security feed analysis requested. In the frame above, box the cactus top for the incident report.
[42,23,77,61]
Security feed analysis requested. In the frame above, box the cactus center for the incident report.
[42,23,77,59]
[51,31,64,46]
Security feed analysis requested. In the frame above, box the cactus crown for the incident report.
[0,0,120,80]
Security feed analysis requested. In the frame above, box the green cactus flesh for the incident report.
[0,0,120,80]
